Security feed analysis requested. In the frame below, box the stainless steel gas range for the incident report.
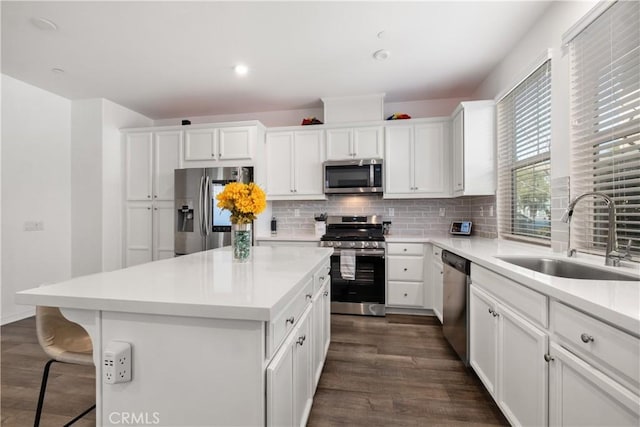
[320,215,386,316]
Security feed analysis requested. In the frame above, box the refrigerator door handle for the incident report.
[204,176,211,236]
[198,175,206,237]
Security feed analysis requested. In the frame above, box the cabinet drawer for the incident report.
[388,257,424,281]
[471,264,547,328]
[551,301,640,394]
[387,243,424,256]
[388,281,424,307]
[269,277,313,358]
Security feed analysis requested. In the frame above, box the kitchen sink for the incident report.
[495,257,640,281]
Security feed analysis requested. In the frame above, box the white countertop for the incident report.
[16,246,333,322]
[412,236,640,336]
[256,233,321,242]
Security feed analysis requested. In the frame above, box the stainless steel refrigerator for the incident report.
[174,167,253,255]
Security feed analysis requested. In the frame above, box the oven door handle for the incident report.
[332,248,385,257]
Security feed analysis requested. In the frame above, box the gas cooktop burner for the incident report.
[320,234,385,242]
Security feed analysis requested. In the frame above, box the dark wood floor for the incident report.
[2,315,506,426]
[307,314,507,426]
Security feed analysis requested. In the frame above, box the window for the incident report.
[497,60,552,243]
[568,0,640,259]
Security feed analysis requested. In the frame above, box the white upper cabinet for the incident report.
[451,100,495,196]
[126,130,181,201]
[125,132,153,201]
[326,126,383,160]
[184,128,216,161]
[153,131,182,200]
[384,119,450,198]
[184,124,258,163]
[266,129,325,200]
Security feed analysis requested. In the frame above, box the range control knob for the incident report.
[349,242,356,248]
[335,242,342,247]
[326,242,333,247]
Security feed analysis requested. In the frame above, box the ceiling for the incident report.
[2,1,552,120]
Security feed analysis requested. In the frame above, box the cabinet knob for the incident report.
[440,271,443,275]
[544,354,555,362]
[488,308,494,315]
[211,153,215,157]
[147,195,151,198]
[147,207,151,210]
[403,268,408,271]
[404,293,408,297]
[306,294,312,300]
[154,207,158,211]
[154,195,157,198]
[297,337,305,346]
[285,316,295,325]
[403,248,407,252]
[580,333,594,343]
[323,291,329,297]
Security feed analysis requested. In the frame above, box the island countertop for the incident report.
[16,246,333,322]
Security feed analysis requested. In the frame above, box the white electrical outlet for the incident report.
[294,208,300,217]
[489,206,494,217]
[479,207,484,217]
[389,208,395,217]
[104,341,132,384]
[439,208,446,217]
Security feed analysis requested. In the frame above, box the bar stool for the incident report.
[34,306,96,427]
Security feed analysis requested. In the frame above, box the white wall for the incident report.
[70,98,152,276]
[153,97,470,127]
[473,0,597,180]
[71,99,104,277]
[1,74,72,324]
[100,99,152,272]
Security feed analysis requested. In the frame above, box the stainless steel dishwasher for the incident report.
[442,250,471,365]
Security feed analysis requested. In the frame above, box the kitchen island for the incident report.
[16,246,333,427]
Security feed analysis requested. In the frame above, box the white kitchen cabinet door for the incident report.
[451,108,464,193]
[266,132,295,197]
[325,128,353,160]
[153,131,182,201]
[312,288,324,391]
[293,130,324,197]
[549,342,640,427]
[293,307,313,427]
[498,304,548,427]
[125,132,153,201]
[431,246,443,322]
[322,282,331,358]
[184,128,216,160]
[413,122,448,195]
[125,203,153,266]
[384,125,413,194]
[219,126,254,160]
[266,334,294,427]
[354,126,383,159]
[152,202,175,260]
[469,284,499,397]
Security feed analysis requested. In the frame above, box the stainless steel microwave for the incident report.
[323,159,383,194]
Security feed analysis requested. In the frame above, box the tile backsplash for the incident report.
[550,176,570,253]
[271,195,497,238]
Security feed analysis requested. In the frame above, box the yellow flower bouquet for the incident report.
[216,182,266,225]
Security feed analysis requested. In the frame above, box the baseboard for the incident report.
[385,307,435,316]
[1,307,35,325]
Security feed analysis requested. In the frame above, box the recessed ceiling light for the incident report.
[373,49,391,61]
[31,17,58,31]
[234,64,249,76]
[51,68,65,74]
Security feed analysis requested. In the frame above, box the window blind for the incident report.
[569,0,640,259]
[497,60,552,242]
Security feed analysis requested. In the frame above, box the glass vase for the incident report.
[231,223,252,261]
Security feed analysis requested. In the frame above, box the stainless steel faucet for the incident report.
[560,192,630,266]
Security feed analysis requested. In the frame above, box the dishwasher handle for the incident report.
[442,250,471,274]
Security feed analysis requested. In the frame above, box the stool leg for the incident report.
[34,359,56,427]
[63,404,96,426]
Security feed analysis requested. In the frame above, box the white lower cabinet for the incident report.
[312,269,331,391]
[548,342,640,426]
[387,243,429,308]
[431,245,443,322]
[470,283,548,427]
[267,305,312,427]
[267,261,331,427]
[125,201,174,266]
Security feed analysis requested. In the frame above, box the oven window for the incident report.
[330,254,385,304]
[326,166,370,188]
